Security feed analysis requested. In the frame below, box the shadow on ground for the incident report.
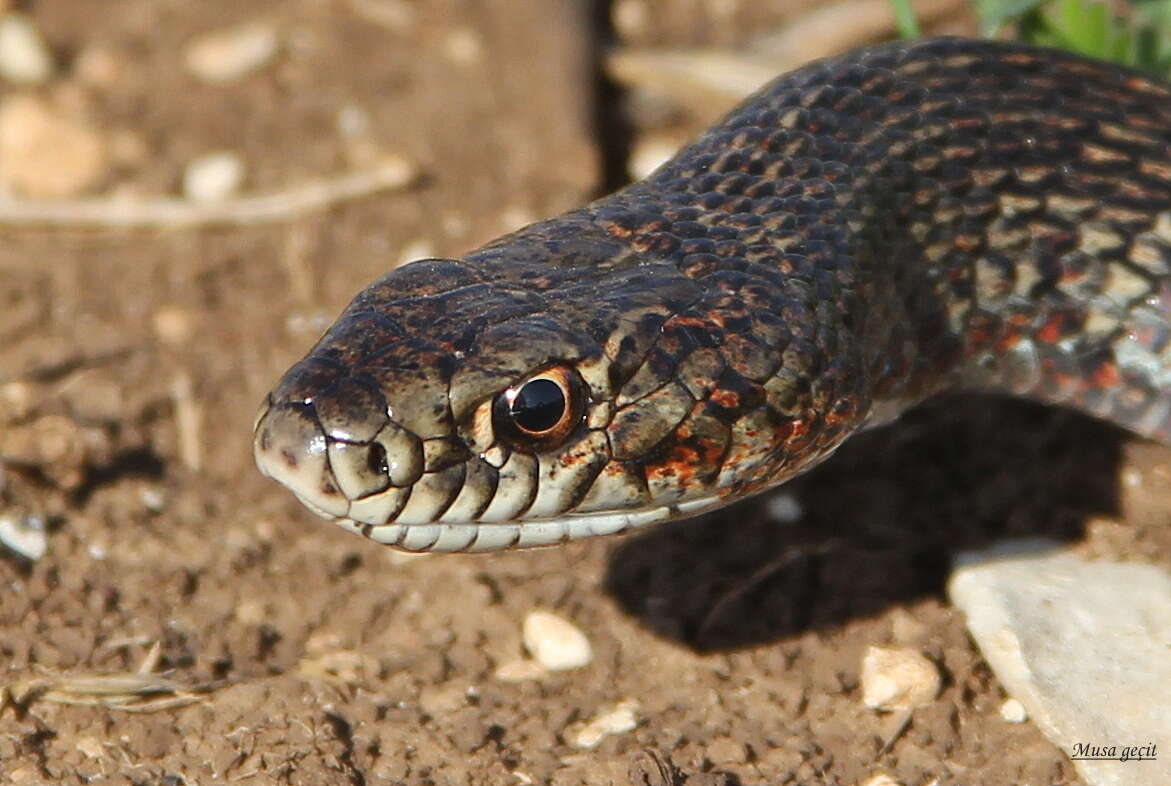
[605,394,1126,651]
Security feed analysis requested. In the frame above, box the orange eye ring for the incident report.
[492,365,586,450]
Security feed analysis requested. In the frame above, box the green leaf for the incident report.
[889,0,922,38]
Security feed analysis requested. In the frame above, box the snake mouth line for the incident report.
[255,394,728,551]
[320,494,725,553]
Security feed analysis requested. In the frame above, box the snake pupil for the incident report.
[510,378,566,433]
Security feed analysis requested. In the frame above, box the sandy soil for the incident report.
[3,1,1170,784]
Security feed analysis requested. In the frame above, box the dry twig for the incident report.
[0,157,418,229]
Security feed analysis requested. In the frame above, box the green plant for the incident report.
[892,0,1171,76]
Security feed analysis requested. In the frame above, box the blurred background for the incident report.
[1,1,1169,784]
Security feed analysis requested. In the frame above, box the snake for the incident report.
[253,36,1171,553]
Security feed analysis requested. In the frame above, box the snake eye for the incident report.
[493,366,585,450]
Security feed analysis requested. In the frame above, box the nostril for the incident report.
[368,441,389,476]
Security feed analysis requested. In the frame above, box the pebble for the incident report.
[0,13,54,85]
[152,305,196,346]
[182,150,245,203]
[860,646,941,712]
[442,28,483,66]
[0,95,108,198]
[1000,698,1028,723]
[948,540,1171,786]
[765,491,803,524]
[859,775,902,786]
[567,699,640,749]
[523,610,593,671]
[493,659,548,683]
[184,22,278,83]
[0,513,47,561]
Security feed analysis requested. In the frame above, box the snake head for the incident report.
[252,255,726,552]
[255,211,865,551]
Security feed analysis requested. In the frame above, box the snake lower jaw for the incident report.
[322,494,725,553]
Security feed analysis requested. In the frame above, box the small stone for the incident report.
[612,0,649,39]
[522,610,593,671]
[184,22,278,83]
[336,104,370,137]
[139,486,167,513]
[1000,698,1028,723]
[765,492,803,523]
[860,776,902,786]
[75,737,104,758]
[1121,467,1143,489]
[182,151,245,203]
[153,305,196,346]
[949,540,1171,786]
[0,381,34,423]
[0,95,107,197]
[442,28,482,66]
[567,699,640,749]
[706,737,747,765]
[418,683,468,716]
[493,659,548,683]
[0,513,47,561]
[860,646,941,712]
[0,13,54,85]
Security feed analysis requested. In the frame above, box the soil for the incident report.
[3,2,1171,785]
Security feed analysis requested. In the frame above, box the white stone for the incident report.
[859,775,902,786]
[184,23,278,83]
[0,13,53,85]
[0,95,107,197]
[1000,698,1028,723]
[949,540,1171,786]
[493,659,547,683]
[766,491,803,523]
[567,700,640,749]
[182,151,245,203]
[522,610,593,671]
[0,514,46,561]
[860,645,940,711]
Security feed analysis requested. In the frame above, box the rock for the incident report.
[182,151,245,202]
[567,699,640,749]
[949,540,1171,786]
[184,22,278,83]
[0,95,107,197]
[859,776,902,786]
[1000,698,1028,723]
[0,513,47,561]
[493,659,547,683]
[0,13,54,85]
[860,646,940,712]
[522,610,593,671]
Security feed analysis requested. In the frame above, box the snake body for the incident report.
[254,37,1171,552]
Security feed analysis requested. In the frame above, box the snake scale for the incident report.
[254,37,1171,553]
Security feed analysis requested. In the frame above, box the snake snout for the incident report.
[253,371,431,525]
[253,399,352,519]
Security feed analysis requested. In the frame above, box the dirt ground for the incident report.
[3,1,1171,784]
